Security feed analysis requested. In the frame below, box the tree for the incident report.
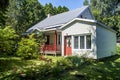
[90,0,97,7]
[6,0,45,35]
[83,0,89,6]
[44,3,69,16]
[90,0,120,38]
[96,0,117,17]
[0,0,9,27]
[44,3,55,16]
[57,6,69,14]
[0,26,18,55]
[17,34,38,59]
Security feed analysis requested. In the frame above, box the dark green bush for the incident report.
[66,56,94,68]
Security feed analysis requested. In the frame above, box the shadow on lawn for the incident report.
[0,55,120,80]
[0,56,33,72]
[85,55,120,80]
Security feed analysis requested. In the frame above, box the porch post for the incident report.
[54,31,57,54]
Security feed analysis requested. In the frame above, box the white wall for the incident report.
[62,21,97,59]
[96,25,116,58]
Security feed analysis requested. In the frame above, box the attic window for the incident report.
[80,15,83,18]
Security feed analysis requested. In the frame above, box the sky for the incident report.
[38,0,84,10]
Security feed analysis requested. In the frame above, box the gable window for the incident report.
[86,35,91,49]
[80,15,83,18]
[73,34,91,49]
[74,36,78,49]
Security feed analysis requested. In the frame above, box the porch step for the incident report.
[40,51,61,56]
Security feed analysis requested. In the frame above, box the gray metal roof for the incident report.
[27,6,89,33]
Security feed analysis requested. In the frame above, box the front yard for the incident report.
[0,55,120,80]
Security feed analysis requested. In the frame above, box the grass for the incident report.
[0,55,120,80]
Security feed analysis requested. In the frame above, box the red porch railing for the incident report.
[40,44,56,52]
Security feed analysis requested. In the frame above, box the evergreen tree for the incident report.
[57,6,69,14]
[83,0,89,6]
[90,0,97,7]
[44,3,55,16]
[6,0,45,35]
[90,0,120,38]
[0,0,9,27]
[3,0,69,35]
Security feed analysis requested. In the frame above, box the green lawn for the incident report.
[0,55,120,80]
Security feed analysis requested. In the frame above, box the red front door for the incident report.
[64,36,72,56]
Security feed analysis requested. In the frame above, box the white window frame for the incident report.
[73,34,92,50]
[74,36,79,49]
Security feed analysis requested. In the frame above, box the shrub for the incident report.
[17,34,38,59]
[0,26,19,55]
[117,45,120,55]
[66,56,94,68]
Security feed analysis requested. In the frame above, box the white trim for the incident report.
[85,36,87,49]
[72,34,92,51]
[78,36,80,49]
[37,28,57,32]
[60,18,116,34]
[60,18,96,29]
[44,24,64,29]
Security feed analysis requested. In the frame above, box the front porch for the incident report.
[40,30,61,56]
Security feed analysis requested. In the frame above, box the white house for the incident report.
[27,6,116,59]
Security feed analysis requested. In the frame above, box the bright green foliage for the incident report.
[0,26,18,55]
[6,0,45,34]
[17,34,38,59]
[117,45,120,55]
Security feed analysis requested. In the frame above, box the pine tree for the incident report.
[44,3,55,16]
[0,0,9,27]
[6,0,45,34]
[83,0,89,6]
[57,6,69,14]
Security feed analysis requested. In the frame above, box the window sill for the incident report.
[73,49,92,51]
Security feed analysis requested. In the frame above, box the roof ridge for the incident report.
[26,6,89,33]
[46,6,89,19]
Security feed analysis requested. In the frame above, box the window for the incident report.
[80,15,83,18]
[80,36,84,49]
[86,35,91,49]
[45,35,50,45]
[74,36,78,49]
[73,35,91,49]
[67,36,71,47]
[58,35,61,45]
